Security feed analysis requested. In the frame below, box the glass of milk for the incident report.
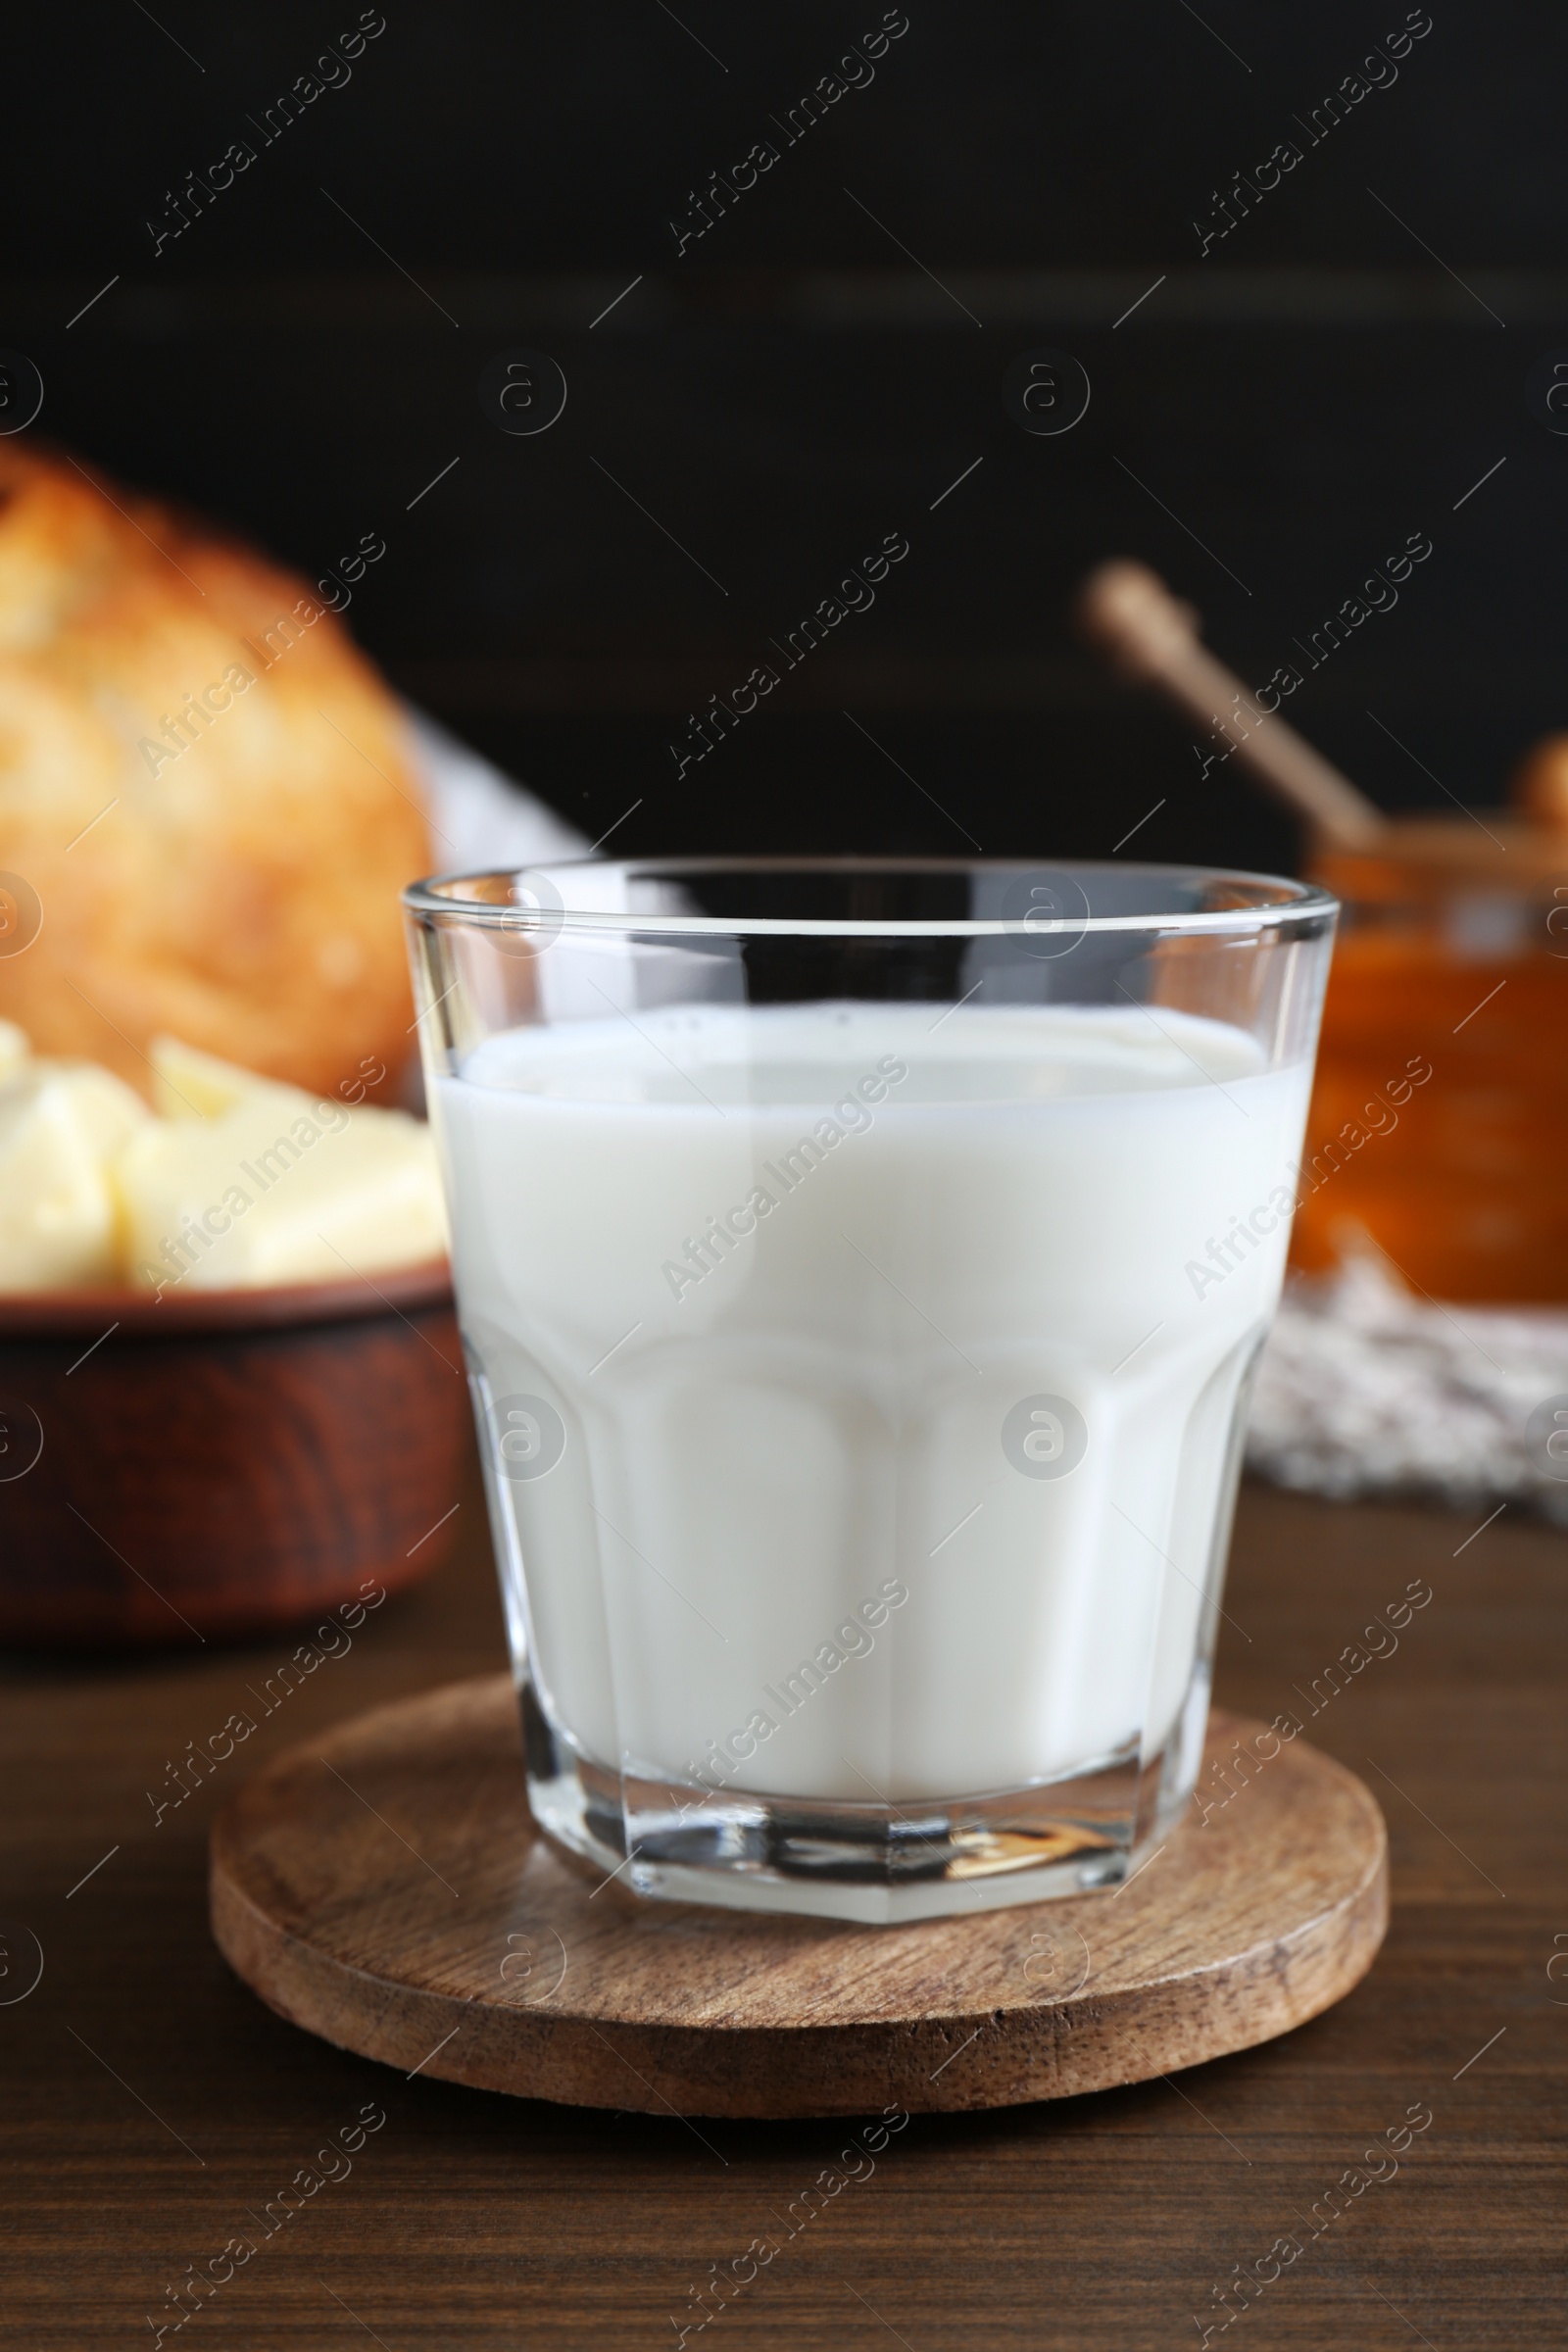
[405,861,1336,1922]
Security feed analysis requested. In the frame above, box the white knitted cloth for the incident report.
[405,711,588,870]
[1248,1256,1568,1522]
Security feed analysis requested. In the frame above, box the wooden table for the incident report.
[4,1467,1563,2349]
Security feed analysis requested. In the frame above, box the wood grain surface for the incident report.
[2,1476,1562,2348]
[210,1683,1388,2118]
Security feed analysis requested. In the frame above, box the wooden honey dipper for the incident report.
[1075,560,1386,851]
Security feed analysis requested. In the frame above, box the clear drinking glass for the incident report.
[404,859,1336,1923]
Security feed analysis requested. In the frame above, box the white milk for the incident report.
[435,1002,1308,1804]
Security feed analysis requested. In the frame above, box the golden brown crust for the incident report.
[0,441,428,1096]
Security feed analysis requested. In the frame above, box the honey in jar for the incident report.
[1301,750,1568,1302]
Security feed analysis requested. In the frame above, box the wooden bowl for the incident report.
[0,1263,468,1652]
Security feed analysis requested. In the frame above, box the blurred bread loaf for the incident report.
[0,441,428,1096]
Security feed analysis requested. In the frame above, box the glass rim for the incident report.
[402,856,1339,941]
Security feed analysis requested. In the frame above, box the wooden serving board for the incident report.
[210,1676,1388,2119]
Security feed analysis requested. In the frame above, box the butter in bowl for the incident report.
[0,1022,466,1650]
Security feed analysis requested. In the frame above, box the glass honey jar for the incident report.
[1301,756,1568,1301]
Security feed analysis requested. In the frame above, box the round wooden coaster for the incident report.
[210,1676,1388,2119]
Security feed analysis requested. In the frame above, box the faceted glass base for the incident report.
[521,1677,1203,1925]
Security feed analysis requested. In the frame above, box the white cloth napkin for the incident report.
[1249,1254,1568,1522]
[404,710,589,871]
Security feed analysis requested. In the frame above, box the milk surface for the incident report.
[435,1003,1308,1803]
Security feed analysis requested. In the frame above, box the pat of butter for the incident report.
[0,1020,28,1085]
[118,1053,448,1293]
[149,1032,284,1122]
[0,1061,151,1289]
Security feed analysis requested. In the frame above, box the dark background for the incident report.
[5,0,1558,875]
